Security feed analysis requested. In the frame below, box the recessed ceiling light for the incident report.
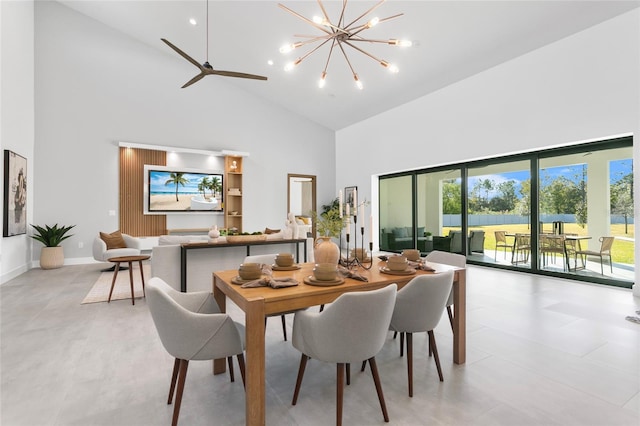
[189,18,197,26]
[267,60,274,66]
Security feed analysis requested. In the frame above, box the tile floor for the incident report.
[1,263,639,425]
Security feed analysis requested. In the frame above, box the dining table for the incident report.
[212,260,466,426]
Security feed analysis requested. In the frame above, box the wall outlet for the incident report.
[78,241,84,249]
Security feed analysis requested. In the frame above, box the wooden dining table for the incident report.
[212,260,466,426]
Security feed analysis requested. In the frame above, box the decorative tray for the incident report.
[231,275,262,285]
[303,276,345,286]
[226,234,268,243]
[271,264,302,271]
[379,267,416,276]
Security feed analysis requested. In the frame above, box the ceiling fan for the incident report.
[161,1,267,88]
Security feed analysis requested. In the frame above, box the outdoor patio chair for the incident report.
[575,236,615,275]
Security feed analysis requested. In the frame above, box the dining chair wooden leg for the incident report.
[368,357,390,422]
[172,359,189,426]
[337,363,345,426]
[407,332,413,397]
[227,356,235,382]
[281,315,287,341]
[393,331,398,339]
[236,353,246,389]
[360,361,367,372]
[428,330,444,382]
[447,306,454,331]
[167,358,180,404]
[292,354,309,405]
[400,332,404,357]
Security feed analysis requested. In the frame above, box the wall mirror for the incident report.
[287,174,316,236]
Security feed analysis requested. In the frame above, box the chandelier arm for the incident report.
[317,0,332,28]
[278,3,333,36]
[322,39,337,74]
[338,0,347,29]
[349,13,404,37]
[343,0,386,30]
[337,40,358,77]
[348,38,397,45]
[296,38,334,65]
[342,40,384,64]
[293,34,335,49]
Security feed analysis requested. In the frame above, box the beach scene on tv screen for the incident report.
[149,170,223,212]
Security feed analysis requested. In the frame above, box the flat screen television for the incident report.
[144,165,223,213]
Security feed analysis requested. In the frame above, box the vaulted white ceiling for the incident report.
[58,1,639,130]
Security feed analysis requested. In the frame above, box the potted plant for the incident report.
[30,224,75,269]
[311,199,344,263]
[425,231,433,241]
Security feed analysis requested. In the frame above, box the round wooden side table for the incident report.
[107,254,151,305]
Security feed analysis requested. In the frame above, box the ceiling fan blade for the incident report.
[161,38,203,70]
[181,72,207,88]
[211,70,268,81]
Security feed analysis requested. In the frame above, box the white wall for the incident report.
[1,0,35,282]
[27,1,335,271]
[336,10,640,286]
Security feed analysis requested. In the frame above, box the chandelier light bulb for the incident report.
[366,17,380,28]
[312,15,328,25]
[354,75,363,90]
[389,39,413,47]
[318,72,327,88]
[389,64,399,73]
[279,44,293,54]
[284,62,295,72]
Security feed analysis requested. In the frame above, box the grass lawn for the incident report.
[444,224,635,265]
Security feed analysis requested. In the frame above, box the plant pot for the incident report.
[314,237,340,264]
[40,246,64,269]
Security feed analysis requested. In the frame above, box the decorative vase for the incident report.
[40,246,64,269]
[314,237,340,264]
[208,225,220,240]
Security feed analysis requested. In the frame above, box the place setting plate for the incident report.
[379,267,417,276]
[231,275,263,285]
[271,264,302,271]
[303,275,345,286]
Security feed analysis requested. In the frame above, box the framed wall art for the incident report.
[3,150,27,237]
[344,186,357,211]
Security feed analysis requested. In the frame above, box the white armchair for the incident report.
[92,231,140,270]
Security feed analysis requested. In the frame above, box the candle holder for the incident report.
[339,214,374,270]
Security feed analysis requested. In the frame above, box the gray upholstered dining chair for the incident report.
[243,254,291,341]
[291,284,397,426]
[425,250,465,330]
[146,277,246,426]
[389,271,454,397]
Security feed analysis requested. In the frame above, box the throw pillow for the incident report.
[100,230,127,250]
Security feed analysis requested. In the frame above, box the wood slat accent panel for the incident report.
[119,147,166,236]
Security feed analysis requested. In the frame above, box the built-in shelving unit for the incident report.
[224,156,243,233]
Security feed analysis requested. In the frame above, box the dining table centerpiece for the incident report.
[312,199,343,264]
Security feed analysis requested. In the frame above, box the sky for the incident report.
[149,171,223,194]
[465,159,632,199]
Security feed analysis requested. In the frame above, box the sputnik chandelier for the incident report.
[278,0,412,90]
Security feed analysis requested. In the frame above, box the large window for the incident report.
[378,136,634,288]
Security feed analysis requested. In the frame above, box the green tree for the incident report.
[165,172,189,202]
[611,171,634,234]
[442,179,461,214]
[198,177,210,196]
[515,178,531,226]
[210,176,222,198]
[489,180,517,212]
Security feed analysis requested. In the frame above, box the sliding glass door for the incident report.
[377,136,634,288]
